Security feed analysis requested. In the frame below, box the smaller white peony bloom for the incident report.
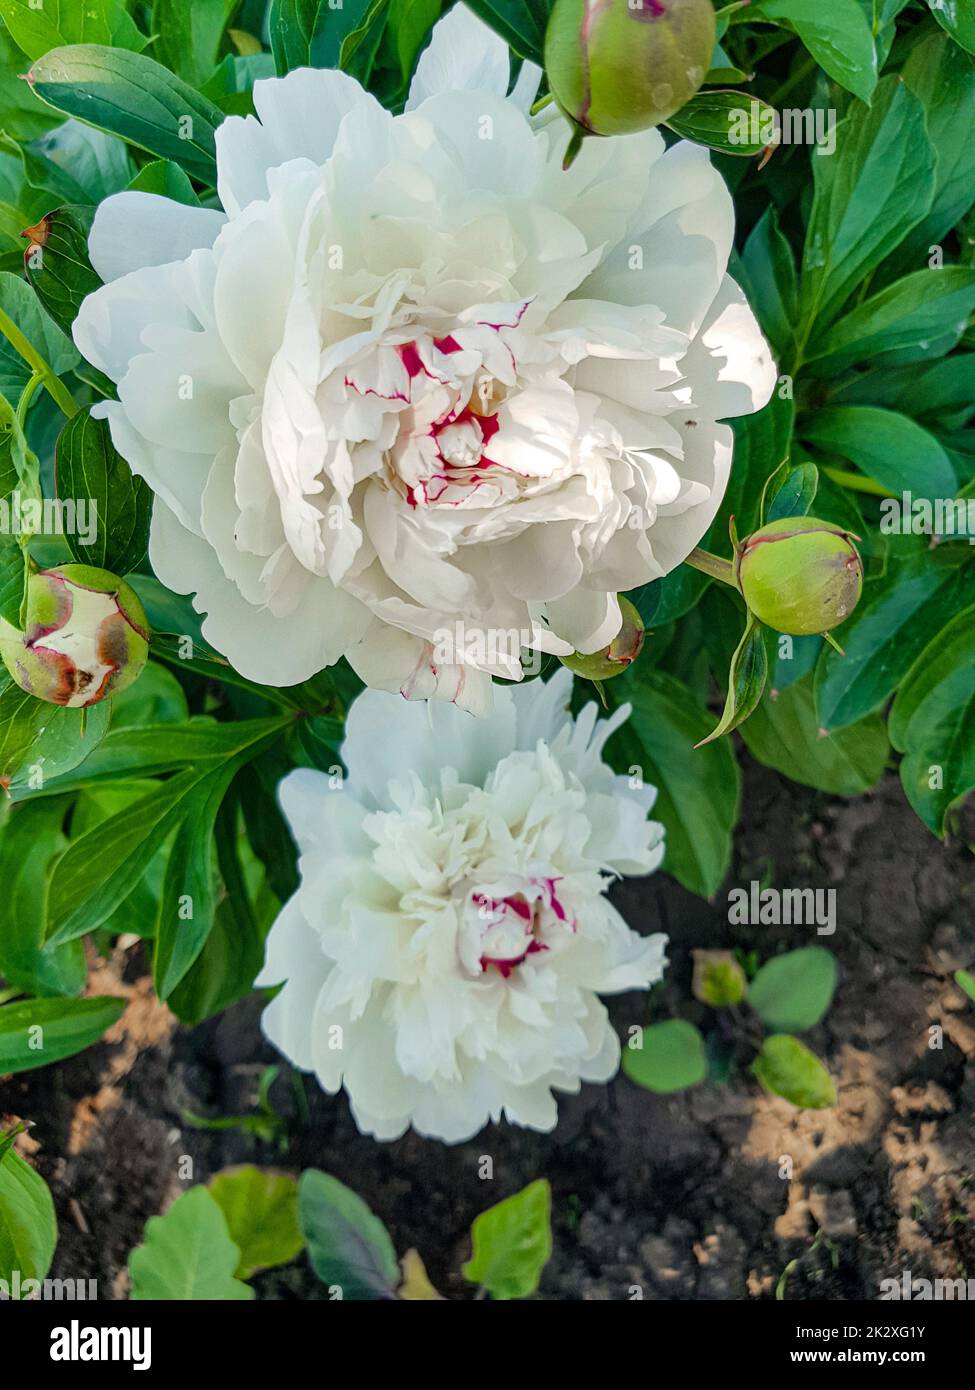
[257,668,667,1142]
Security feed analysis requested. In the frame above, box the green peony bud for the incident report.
[544,0,716,136]
[561,594,645,680]
[0,564,149,707]
[735,518,864,637]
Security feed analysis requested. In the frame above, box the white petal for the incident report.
[407,3,511,110]
[88,191,225,282]
[215,67,383,215]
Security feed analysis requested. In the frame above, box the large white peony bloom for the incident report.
[256,669,666,1142]
[73,4,775,713]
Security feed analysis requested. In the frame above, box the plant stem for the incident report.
[0,306,78,419]
[684,547,739,587]
[821,466,894,499]
[15,371,41,428]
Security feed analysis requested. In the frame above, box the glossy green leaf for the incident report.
[268,0,372,73]
[299,1169,399,1300]
[464,0,549,64]
[740,675,889,796]
[22,204,102,344]
[462,1179,552,1300]
[880,29,975,280]
[924,0,975,55]
[801,407,957,499]
[0,268,79,400]
[0,1140,56,1290]
[752,1034,837,1109]
[623,1018,708,1094]
[151,0,239,87]
[747,947,837,1032]
[28,46,224,183]
[767,462,818,522]
[54,407,151,574]
[0,0,147,61]
[814,546,973,730]
[606,669,741,898]
[888,605,975,835]
[0,994,125,1072]
[741,0,877,103]
[129,1186,254,1300]
[0,797,84,997]
[127,159,200,206]
[805,268,975,374]
[698,613,768,746]
[797,77,935,346]
[741,205,799,361]
[208,1167,303,1280]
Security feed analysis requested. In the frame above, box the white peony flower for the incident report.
[73,4,775,713]
[256,668,667,1143]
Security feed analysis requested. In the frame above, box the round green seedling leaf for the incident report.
[208,1167,303,1280]
[747,947,838,1032]
[462,1179,552,1300]
[623,1019,707,1093]
[752,1035,837,1110]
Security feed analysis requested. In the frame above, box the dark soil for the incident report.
[4,756,974,1301]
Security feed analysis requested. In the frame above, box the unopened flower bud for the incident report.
[0,564,149,707]
[735,518,864,636]
[545,0,715,136]
[561,595,645,680]
[691,950,746,1007]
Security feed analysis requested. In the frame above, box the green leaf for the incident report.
[814,545,973,730]
[0,673,112,791]
[110,661,188,728]
[0,994,125,1072]
[0,0,147,61]
[880,29,975,280]
[127,158,201,206]
[665,91,778,156]
[622,1019,708,1094]
[800,407,958,498]
[698,613,768,746]
[606,669,741,898]
[54,407,151,573]
[129,1186,255,1300]
[268,0,372,74]
[742,0,877,103]
[151,0,240,87]
[741,206,799,362]
[924,0,975,55]
[462,1179,551,1300]
[767,462,818,521]
[747,947,838,1032]
[0,797,84,997]
[44,717,288,944]
[0,1140,56,1290]
[797,77,935,346]
[805,268,975,374]
[752,1034,837,1109]
[208,1167,303,1280]
[28,46,224,183]
[0,267,79,400]
[888,605,975,835]
[22,204,102,344]
[10,119,133,205]
[955,969,975,1006]
[464,0,549,64]
[740,675,889,796]
[299,1169,399,1300]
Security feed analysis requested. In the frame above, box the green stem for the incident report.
[767,55,816,107]
[684,547,739,587]
[530,92,554,115]
[15,371,42,428]
[821,466,894,499]
[0,306,78,419]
